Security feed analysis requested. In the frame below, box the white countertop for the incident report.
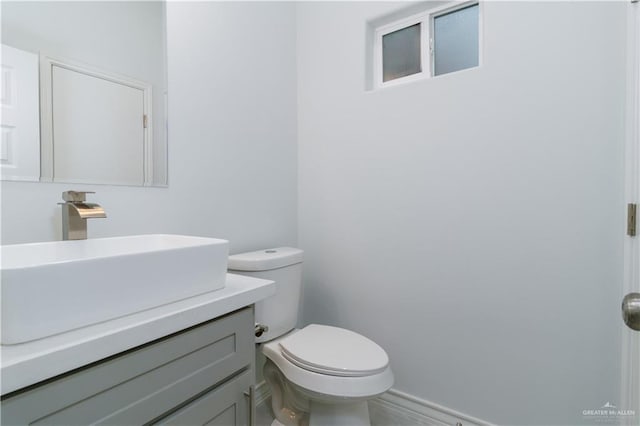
[0,273,275,395]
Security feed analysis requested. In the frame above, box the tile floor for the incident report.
[255,398,400,426]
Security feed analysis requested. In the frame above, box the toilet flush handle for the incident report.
[255,323,269,338]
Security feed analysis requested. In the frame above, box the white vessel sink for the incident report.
[1,234,229,345]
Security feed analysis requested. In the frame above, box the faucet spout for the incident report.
[60,191,106,240]
[68,202,106,219]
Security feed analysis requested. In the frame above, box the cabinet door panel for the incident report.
[155,370,251,426]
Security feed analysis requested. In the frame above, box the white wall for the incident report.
[1,2,298,254]
[297,2,627,425]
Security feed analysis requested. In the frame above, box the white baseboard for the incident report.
[370,388,494,426]
[255,380,271,407]
[254,382,493,426]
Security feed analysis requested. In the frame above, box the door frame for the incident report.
[39,53,154,186]
[622,1,640,423]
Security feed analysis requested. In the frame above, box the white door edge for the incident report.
[622,2,640,424]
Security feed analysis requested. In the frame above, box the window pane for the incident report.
[434,4,479,76]
[382,23,421,82]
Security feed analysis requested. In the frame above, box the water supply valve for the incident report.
[255,323,269,337]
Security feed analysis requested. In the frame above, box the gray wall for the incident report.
[1,1,298,254]
[296,2,627,425]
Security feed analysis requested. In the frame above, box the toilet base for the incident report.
[308,400,370,426]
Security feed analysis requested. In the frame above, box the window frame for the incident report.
[373,1,480,89]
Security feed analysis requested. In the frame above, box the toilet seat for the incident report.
[262,328,394,400]
[278,324,389,377]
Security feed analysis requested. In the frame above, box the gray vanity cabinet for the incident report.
[156,370,251,426]
[1,307,255,426]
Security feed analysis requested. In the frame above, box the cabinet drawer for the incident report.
[155,370,252,426]
[1,307,254,426]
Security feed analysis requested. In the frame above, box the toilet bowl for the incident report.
[262,325,394,426]
[228,248,393,426]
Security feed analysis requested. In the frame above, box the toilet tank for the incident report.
[228,247,303,343]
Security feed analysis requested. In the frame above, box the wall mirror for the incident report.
[1,1,168,186]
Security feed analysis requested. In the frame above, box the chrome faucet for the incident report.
[60,191,106,240]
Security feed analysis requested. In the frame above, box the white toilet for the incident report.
[228,247,393,426]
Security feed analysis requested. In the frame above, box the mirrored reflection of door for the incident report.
[0,44,39,181]
[51,65,145,186]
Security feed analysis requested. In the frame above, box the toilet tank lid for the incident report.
[228,247,303,271]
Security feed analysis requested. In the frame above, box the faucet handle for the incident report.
[62,191,96,203]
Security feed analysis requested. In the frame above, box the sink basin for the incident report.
[1,234,228,344]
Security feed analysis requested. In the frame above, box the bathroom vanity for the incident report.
[0,273,275,426]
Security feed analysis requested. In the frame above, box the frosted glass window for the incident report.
[433,4,479,76]
[382,23,421,82]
